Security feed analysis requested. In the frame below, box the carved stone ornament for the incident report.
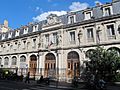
[46,14,60,25]
[96,25,102,32]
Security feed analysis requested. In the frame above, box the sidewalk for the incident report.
[35,80,86,90]
[35,80,120,90]
[1,79,120,90]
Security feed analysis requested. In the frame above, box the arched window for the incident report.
[4,57,9,65]
[85,49,95,58]
[107,47,120,56]
[45,53,55,60]
[30,55,37,61]
[20,55,26,62]
[67,51,79,60]
[12,56,17,65]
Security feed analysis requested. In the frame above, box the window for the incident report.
[4,57,9,65]
[51,63,52,69]
[87,28,94,42]
[24,28,28,34]
[103,6,113,16]
[84,12,92,20]
[12,56,17,65]
[70,31,75,44]
[33,25,38,32]
[8,32,12,38]
[45,63,47,70]
[54,63,55,69]
[32,39,36,48]
[27,42,30,49]
[107,24,116,39]
[15,30,19,36]
[45,34,49,46]
[20,56,26,62]
[2,34,5,40]
[53,33,57,44]
[107,24,115,36]
[68,63,70,68]
[23,41,26,49]
[48,63,49,69]
[68,15,76,24]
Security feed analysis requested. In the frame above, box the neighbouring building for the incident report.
[0,0,120,82]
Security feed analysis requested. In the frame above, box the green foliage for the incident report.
[85,46,120,82]
[114,73,120,81]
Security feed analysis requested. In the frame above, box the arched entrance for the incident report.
[20,55,26,75]
[44,53,56,78]
[67,51,80,79]
[29,55,37,77]
[107,47,120,56]
[85,49,95,58]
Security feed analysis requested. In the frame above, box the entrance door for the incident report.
[29,55,37,77]
[44,53,56,78]
[67,51,80,79]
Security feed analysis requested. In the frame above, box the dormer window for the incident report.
[103,6,113,16]
[68,15,76,24]
[2,34,5,40]
[84,11,93,20]
[8,32,12,38]
[15,30,20,37]
[33,25,38,32]
[24,28,28,34]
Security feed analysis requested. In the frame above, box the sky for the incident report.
[0,0,112,29]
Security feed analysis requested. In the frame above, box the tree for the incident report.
[85,46,120,82]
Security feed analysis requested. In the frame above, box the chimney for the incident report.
[95,1,102,7]
[4,20,8,28]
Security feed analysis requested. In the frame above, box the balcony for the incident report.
[87,38,94,42]
[70,41,76,45]
[108,35,116,40]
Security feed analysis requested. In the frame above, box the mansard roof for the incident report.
[0,0,120,41]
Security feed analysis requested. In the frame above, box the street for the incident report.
[0,80,120,90]
[0,80,74,90]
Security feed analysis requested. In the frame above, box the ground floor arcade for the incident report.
[0,45,120,82]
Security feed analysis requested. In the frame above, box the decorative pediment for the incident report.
[44,14,61,26]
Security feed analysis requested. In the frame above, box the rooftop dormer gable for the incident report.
[8,31,13,38]
[15,29,20,37]
[23,26,28,34]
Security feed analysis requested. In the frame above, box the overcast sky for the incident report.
[0,0,111,29]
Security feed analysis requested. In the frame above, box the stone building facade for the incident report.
[0,0,120,82]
